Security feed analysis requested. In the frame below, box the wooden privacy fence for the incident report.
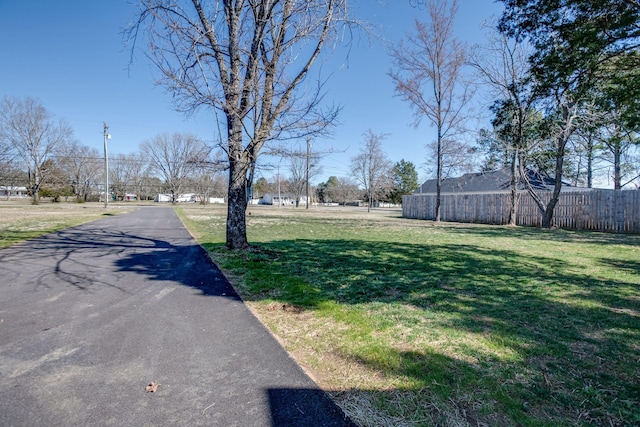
[402,190,640,233]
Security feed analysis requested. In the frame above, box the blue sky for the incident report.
[0,0,504,185]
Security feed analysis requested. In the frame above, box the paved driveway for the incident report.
[0,207,353,426]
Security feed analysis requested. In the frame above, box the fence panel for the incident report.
[402,190,640,233]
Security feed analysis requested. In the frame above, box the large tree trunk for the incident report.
[225,115,251,250]
[613,140,622,190]
[542,105,571,228]
[542,170,562,228]
[31,168,40,205]
[508,148,520,226]
[586,136,594,188]
[226,161,249,250]
[522,108,574,228]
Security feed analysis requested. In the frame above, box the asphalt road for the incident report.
[0,207,354,426]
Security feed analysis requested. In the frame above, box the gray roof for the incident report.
[416,168,568,194]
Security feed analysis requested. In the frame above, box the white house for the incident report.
[154,193,197,203]
[0,186,27,198]
[176,193,195,203]
[260,193,309,206]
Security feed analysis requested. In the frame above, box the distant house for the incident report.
[176,193,195,203]
[194,195,225,204]
[260,193,296,206]
[154,193,196,203]
[415,168,576,194]
[0,186,27,198]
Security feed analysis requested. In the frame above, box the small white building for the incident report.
[0,186,27,198]
[154,193,197,203]
[176,193,195,203]
[260,193,309,206]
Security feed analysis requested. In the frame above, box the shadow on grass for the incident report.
[217,237,640,426]
[600,258,640,274]
[416,221,640,247]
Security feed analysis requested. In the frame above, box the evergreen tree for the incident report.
[389,160,419,204]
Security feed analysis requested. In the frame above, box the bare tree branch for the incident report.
[0,96,72,204]
[127,0,352,249]
[389,0,474,221]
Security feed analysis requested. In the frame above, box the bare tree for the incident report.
[389,0,473,222]
[327,176,361,205]
[0,128,14,166]
[210,174,229,198]
[108,152,153,201]
[109,153,129,201]
[571,121,601,188]
[55,141,102,202]
[190,149,225,204]
[469,26,538,225]
[533,94,582,227]
[142,176,165,201]
[623,150,640,189]
[0,163,25,200]
[424,138,475,179]
[39,158,74,202]
[0,96,73,204]
[123,152,153,201]
[288,142,322,207]
[471,24,589,229]
[0,134,21,197]
[351,130,392,212]
[128,0,350,249]
[142,132,210,203]
[599,117,639,190]
[288,156,308,207]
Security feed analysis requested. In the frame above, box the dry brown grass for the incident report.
[0,199,133,247]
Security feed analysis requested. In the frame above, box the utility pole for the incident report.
[103,122,110,208]
[305,138,311,209]
[277,157,282,208]
[264,140,335,209]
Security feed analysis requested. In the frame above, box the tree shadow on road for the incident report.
[0,222,238,299]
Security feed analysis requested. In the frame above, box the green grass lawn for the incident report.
[181,205,640,426]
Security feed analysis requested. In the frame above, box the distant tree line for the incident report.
[0,96,227,204]
[253,130,419,208]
